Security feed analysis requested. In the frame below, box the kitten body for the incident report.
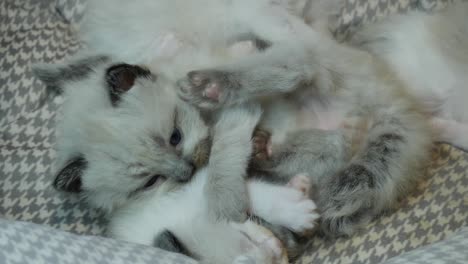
[62,0,314,222]
[345,1,468,150]
[180,0,468,236]
[35,57,319,263]
[177,3,433,237]
[38,0,459,256]
[107,98,318,264]
[36,1,320,260]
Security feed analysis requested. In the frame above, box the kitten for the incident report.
[109,100,319,264]
[34,57,319,263]
[345,1,468,150]
[297,0,468,150]
[71,0,313,223]
[176,4,433,237]
[45,0,433,240]
[34,56,210,212]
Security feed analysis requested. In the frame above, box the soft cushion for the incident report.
[0,1,466,263]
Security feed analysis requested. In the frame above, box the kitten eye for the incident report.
[142,175,165,190]
[170,128,182,146]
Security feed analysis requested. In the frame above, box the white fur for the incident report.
[248,180,318,232]
[46,0,321,261]
[51,0,465,260]
[350,2,468,150]
[110,170,313,263]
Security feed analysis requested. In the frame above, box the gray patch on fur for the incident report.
[33,55,109,95]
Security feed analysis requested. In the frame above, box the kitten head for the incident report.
[34,55,211,212]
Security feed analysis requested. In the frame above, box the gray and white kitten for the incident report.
[48,0,436,239]
[346,1,468,150]
[41,0,464,252]
[176,2,435,237]
[34,1,322,260]
[35,57,319,263]
[68,0,314,224]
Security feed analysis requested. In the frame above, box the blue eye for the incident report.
[170,128,182,146]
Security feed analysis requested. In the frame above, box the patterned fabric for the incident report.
[335,0,419,39]
[334,0,458,40]
[0,218,196,264]
[0,0,467,264]
[419,0,456,11]
[55,0,87,26]
[0,0,106,235]
[298,144,468,264]
[383,227,468,264]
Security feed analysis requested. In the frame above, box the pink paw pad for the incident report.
[287,173,311,196]
[203,83,221,101]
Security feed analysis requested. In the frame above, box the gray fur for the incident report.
[35,57,211,213]
[204,104,262,221]
[178,4,432,237]
[44,0,468,259]
[33,55,109,95]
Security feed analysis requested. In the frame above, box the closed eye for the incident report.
[136,175,166,193]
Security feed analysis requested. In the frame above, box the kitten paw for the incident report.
[231,221,287,264]
[252,129,272,161]
[177,70,238,109]
[270,177,319,234]
[287,173,310,196]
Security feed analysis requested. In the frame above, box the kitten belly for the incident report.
[295,98,350,131]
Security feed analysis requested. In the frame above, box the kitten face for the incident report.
[34,55,210,212]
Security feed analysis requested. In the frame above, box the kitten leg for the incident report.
[231,221,287,264]
[246,174,319,260]
[177,7,339,110]
[177,42,317,109]
[250,110,430,238]
[204,103,262,221]
[248,175,319,234]
[177,9,369,110]
[318,108,432,237]
[251,129,349,186]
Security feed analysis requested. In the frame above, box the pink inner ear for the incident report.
[107,63,151,94]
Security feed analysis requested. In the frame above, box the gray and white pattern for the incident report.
[0,218,196,264]
[0,0,467,263]
[383,227,468,264]
[0,0,106,235]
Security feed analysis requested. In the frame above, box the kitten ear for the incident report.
[154,230,192,257]
[32,55,109,95]
[105,64,152,105]
[53,157,87,193]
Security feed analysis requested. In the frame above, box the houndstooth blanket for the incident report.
[1,0,467,263]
